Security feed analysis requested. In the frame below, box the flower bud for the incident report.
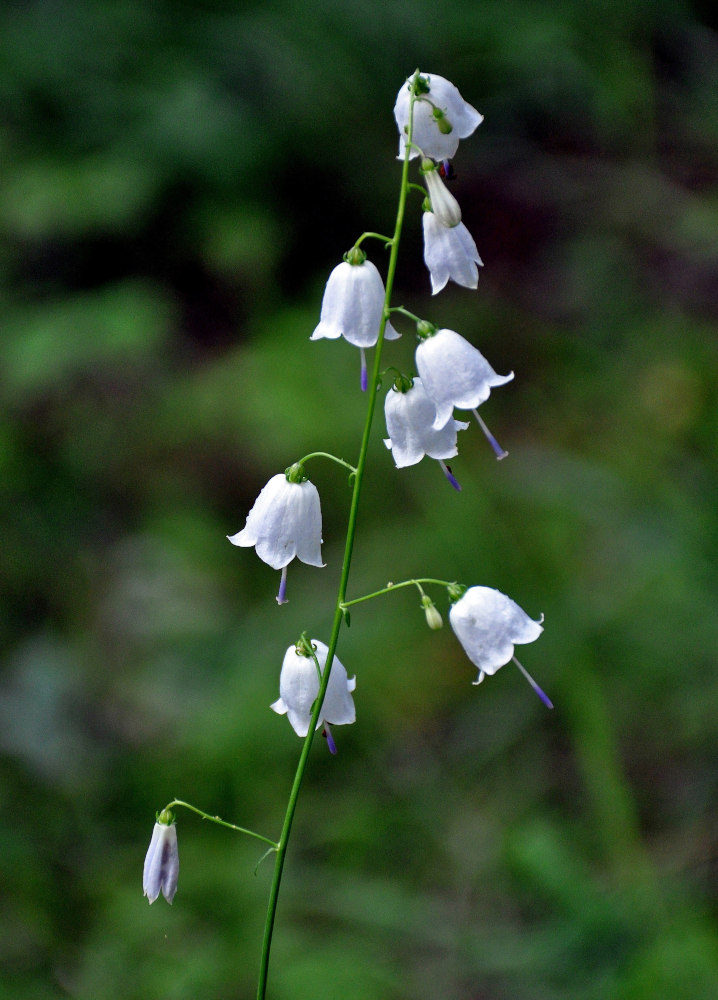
[421,595,443,630]
[143,816,179,904]
[422,164,462,228]
[432,108,454,134]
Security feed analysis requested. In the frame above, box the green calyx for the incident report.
[295,632,316,658]
[416,320,437,340]
[344,247,367,266]
[413,74,431,96]
[285,462,308,484]
[157,808,175,826]
[392,372,415,393]
[446,583,466,604]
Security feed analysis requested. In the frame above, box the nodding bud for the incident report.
[143,818,179,905]
[422,595,443,630]
[422,164,462,228]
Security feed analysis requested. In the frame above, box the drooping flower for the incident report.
[415,326,513,458]
[384,375,468,490]
[227,465,323,604]
[422,211,482,295]
[449,585,552,707]
[311,248,399,391]
[394,72,483,160]
[143,813,179,904]
[271,638,356,752]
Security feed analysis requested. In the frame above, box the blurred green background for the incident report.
[1,1,717,998]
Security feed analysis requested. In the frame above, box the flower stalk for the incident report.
[255,70,422,1000]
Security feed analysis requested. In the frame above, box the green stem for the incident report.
[387,305,423,323]
[341,577,455,609]
[164,800,278,849]
[296,451,357,476]
[353,230,394,249]
[255,71,422,1000]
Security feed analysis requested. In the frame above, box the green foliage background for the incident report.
[1,1,717,997]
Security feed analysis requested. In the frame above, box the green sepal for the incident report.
[285,462,307,484]
[344,246,367,266]
[446,582,466,604]
[416,320,437,340]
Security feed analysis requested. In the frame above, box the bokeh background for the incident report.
[2,1,717,998]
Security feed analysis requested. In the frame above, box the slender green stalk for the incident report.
[341,577,456,609]
[164,799,278,849]
[296,451,357,476]
[255,72,421,1000]
[352,230,394,249]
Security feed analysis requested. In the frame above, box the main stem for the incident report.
[255,77,418,1000]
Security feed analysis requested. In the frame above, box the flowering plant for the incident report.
[143,70,551,999]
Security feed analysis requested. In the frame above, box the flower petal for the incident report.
[228,474,324,570]
[416,329,513,429]
[384,378,466,467]
[395,73,483,160]
[143,822,179,905]
[449,586,543,677]
[272,640,356,737]
[423,213,482,295]
[311,259,398,348]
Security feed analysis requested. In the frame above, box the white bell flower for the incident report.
[143,815,179,904]
[394,72,483,160]
[271,638,356,752]
[422,210,483,295]
[449,586,552,707]
[311,249,399,391]
[415,327,514,458]
[227,466,324,605]
[384,376,468,490]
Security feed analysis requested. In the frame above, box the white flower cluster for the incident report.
[395,73,484,294]
[221,72,547,759]
[145,71,549,910]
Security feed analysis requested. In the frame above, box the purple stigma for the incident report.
[439,460,462,491]
[276,566,288,605]
[323,724,338,754]
[360,348,368,392]
[512,657,553,709]
[472,409,508,461]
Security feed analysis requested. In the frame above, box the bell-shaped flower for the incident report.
[227,465,323,605]
[422,159,462,228]
[394,72,483,160]
[423,210,482,295]
[271,638,356,752]
[143,814,179,904]
[415,326,513,459]
[384,376,468,490]
[449,585,552,707]
[311,248,399,391]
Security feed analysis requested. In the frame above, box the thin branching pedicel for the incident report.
[143,71,551,1000]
